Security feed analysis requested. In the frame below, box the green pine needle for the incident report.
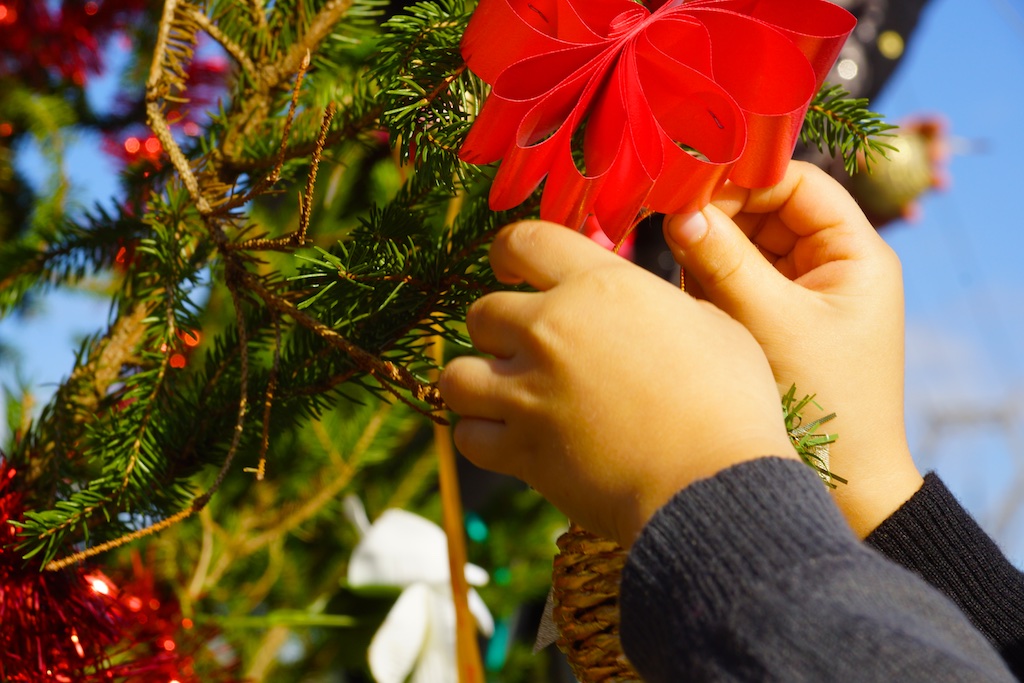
[782,385,845,488]
[801,83,897,175]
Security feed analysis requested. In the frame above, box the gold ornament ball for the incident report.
[846,129,937,226]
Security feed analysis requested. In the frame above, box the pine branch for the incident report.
[294,194,506,352]
[238,267,445,412]
[372,0,486,190]
[8,303,153,503]
[148,0,202,98]
[782,385,845,488]
[0,205,146,317]
[10,182,216,560]
[147,1,212,214]
[206,0,383,192]
[801,83,897,175]
[10,0,503,575]
[17,321,203,565]
[186,5,258,79]
[261,0,357,89]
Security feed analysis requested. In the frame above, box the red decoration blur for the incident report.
[0,463,241,681]
[113,238,137,274]
[100,52,229,169]
[0,0,229,171]
[459,0,855,245]
[101,550,244,683]
[0,0,148,86]
[164,328,202,369]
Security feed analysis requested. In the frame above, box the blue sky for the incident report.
[2,0,1024,561]
[875,0,1024,562]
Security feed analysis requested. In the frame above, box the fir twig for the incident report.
[800,83,897,175]
[0,205,146,317]
[146,0,211,213]
[186,5,257,80]
[217,50,312,216]
[298,102,336,242]
[782,385,845,488]
[193,265,252,510]
[237,268,445,412]
[12,0,504,580]
[45,268,263,570]
[44,508,194,571]
[246,314,282,481]
[261,0,354,89]
[120,351,170,492]
[230,99,337,250]
[372,0,483,189]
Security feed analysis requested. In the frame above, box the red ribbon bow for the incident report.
[459,0,855,244]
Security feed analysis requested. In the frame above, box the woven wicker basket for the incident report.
[551,523,641,681]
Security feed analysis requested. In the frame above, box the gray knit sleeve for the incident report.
[619,457,1015,682]
[867,473,1024,678]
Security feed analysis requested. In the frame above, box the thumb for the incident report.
[663,205,782,316]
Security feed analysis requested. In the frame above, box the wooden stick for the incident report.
[431,337,485,683]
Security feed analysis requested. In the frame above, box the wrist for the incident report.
[830,442,923,538]
[787,392,920,538]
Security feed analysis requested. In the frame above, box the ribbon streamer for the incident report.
[459,0,855,244]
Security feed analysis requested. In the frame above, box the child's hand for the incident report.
[440,221,794,548]
[663,161,923,537]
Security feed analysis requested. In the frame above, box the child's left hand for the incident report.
[439,221,795,547]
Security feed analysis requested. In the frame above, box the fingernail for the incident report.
[668,211,709,248]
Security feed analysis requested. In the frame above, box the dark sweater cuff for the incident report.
[866,472,1024,672]
[619,457,858,679]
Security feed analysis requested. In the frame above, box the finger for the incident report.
[710,192,801,258]
[465,291,538,359]
[438,355,511,421]
[735,212,799,259]
[489,221,618,291]
[737,161,872,242]
[663,204,784,316]
[742,163,896,286]
[708,179,751,219]
[710,161,891,286]
[451,418,521,478]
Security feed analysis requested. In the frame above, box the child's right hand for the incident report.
[663,161,923,538]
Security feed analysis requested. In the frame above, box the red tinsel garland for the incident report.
[0,463,241,682]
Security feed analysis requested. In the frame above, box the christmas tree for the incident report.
[0,0,893,680]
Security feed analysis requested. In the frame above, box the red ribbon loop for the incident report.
[459,0,855,243]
